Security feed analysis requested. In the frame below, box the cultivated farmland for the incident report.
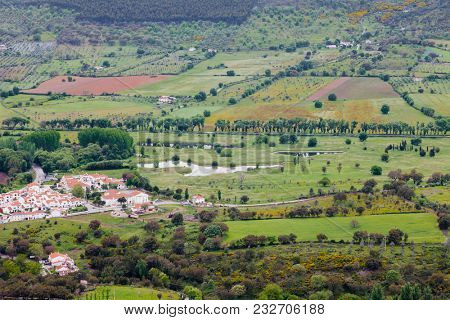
[23,75,171,96]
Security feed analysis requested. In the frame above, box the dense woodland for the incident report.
[17,0,257,23]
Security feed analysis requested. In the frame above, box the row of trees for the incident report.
[36,115,448,136]
[214,118,448,135]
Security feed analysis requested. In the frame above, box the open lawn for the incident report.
[225,213,444,243]
[82,286,180,300]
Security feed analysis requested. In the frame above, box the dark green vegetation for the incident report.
[0,209,448,300]
[19,0,257,23]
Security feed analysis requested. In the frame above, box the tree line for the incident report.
[36,115,449,135]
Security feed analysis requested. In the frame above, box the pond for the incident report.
[274,150,343,157]
[137,160,280,177]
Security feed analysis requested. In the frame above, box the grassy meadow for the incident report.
[82,286,180,300]
[135,134,450,204]
[225,212,444,243]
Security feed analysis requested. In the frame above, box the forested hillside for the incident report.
[17,0,258,23]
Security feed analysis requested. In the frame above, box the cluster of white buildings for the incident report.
[326,41,354,49]
[0,173,159,224]
[57,174,126,192]
[56,174,156,214]
[46,252,78,276]
[0,183,85,223]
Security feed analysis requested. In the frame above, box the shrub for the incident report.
[307,137,318,147]
[328,93,337,101]
[370,165,382,175]
[316,233,328,242]
[314,100,323,108]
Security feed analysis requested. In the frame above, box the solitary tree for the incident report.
[72,185,85,199]
[240,195,249,204]
[89,220,101,231]
[359,132,368,142]
[328,93,337,101]
[380,104,390,114]
[308,137,318,147]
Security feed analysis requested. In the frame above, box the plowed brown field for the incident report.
[23,75,170,96]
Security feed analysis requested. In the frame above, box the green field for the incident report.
[225,213,444,243]
[410,93,450,116]
[82,286,180,300]
[2,95,160,123]
[125,51,302,96]
[136,134,450,204]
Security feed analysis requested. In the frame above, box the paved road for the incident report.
[32,164,45,184]
[218,197,316,208]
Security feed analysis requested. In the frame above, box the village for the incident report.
[0,173,209,224]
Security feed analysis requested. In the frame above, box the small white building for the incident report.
[188,47,196,52]
[0,44,7,51]
[8,211,47,222]
[158,96,176,104]
[340,41,353,47]
[326,45,337,49]
[101,189,150,207]
[191,194,206,206]
[48,252,78,276]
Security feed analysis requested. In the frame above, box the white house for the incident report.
[101,189,150,207]
[0,44,7,51]
[191,194,206,206]
[158,96,176,104]
[8,211,47,222]
[48,252,78,276]
[326,44,337,49]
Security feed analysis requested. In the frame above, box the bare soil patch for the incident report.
[0,172,8,185]
[23,75,171,96]
[307,77,398,100]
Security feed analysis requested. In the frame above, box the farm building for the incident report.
[158,96,177,104]
[101,189,151,207]
[191,194,206,206]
